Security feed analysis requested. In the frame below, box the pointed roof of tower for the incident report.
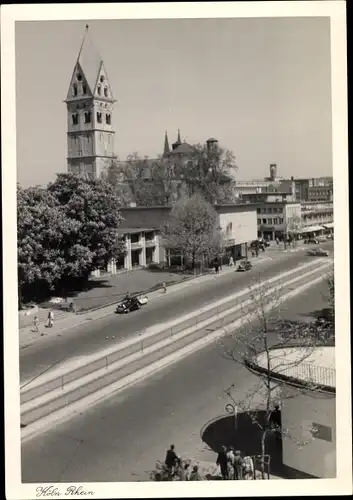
[76,24,103,93]
[172,129,182,150]
[163,130,170,155]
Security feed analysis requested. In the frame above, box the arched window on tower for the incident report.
[104,86,108,97]
[72,84,78,97]
[82,84,87,95]
[97,85,101,95]
[106,114,111,125]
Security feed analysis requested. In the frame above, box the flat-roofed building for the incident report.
[102,203,258,274]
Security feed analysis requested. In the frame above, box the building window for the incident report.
[262,218,267,224]
[72,113,79,125]
[257,218,261,225]
[97,85,101,95]
[267,218,273,225]
[261,208,266,213]
[257,208,261,214]
[97,112,102,123]
[273,218,278,224]
[273,207,278,213]
[72,84,78,97]
[82,84,87,95]
[104,86,108,97]
[279,218,284,224]
[84,112,91,124]
[278,208,283,213]
[106,113,111,125]
[100,75,105,83]
[268,207,272,213]
[77,73,82,81]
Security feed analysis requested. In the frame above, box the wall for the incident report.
[284,203,302,223]
[217,207,257,245]
[281,387,336,478]
[120,207,171,230]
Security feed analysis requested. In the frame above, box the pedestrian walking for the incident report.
[226,446,236,478]
[233,450,244,480]
[216,445,229,480]
[32,315,39,332]
[189,465,201,481]
[228,256,234,267]
[165,444,178,476]
[47,309,54,328]
[276,237,279,245]
[242,456,254,480]
[179,462,190,481]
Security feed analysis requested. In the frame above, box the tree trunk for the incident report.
[260,429,267,479]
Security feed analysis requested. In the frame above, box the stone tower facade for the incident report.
[65,25,116,178]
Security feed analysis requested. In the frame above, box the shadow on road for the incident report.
[200,411,286,478]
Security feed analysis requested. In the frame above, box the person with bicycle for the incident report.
[165,444,179,477]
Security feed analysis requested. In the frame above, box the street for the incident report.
[20,244,332,385]
[21,278,331,482]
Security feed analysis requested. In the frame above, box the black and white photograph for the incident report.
[2,2,351,498]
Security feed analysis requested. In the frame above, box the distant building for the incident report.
[104,203,258,273]
[292,176,333,202]
[65,25,116,178]
[234,164,293,198]
[255,200,302,241]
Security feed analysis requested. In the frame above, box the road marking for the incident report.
[20,259,330,391]
[21,267,330,442]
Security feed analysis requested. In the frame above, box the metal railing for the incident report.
[268,356,336,388]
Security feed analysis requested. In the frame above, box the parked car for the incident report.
[305,237,319,244]
[307,248,329,257]
[236,260,253,272]
[137,295,148,305]
[116,296,141,314]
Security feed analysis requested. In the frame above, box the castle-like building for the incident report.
[65,26,224,185]
[65,25,116,178]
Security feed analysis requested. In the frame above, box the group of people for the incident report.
[32,309,55,332]
[216,446,254,480]
[164,445,201,481]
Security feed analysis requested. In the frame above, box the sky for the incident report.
[15,17,333,187]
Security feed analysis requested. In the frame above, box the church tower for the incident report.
[65,25,116,178]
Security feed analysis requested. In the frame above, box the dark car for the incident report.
[116,296,141,314]
[236,260,252,272]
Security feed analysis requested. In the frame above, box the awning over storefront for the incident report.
[300,225,324,234]
[323,222,334,229]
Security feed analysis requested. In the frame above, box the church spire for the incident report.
[177,129,181,144]
[163,130,170,156]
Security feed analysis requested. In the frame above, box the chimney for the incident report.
[269,164,277,182]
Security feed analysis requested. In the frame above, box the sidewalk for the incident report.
[19,254,272,349]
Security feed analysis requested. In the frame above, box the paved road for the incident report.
[21,279,331,482]
[20,243,333,384]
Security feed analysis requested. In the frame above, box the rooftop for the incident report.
[253,346,335,390]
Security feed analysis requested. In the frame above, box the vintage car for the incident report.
[307,248,329,257]
[236,260,253,272]
[115,297,142,314]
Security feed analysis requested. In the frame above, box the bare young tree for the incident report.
[219,272,333,479]
[286,215,303,247]
[162,194,222,270]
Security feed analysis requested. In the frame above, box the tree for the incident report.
[180,142,237,204]
[47,173,125,285]
[220,273,332,478]
[286,215,303,246]
[17,184,83,303]
[162,194,222,269]
[17,174,125,303]
[105,142,238,206]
